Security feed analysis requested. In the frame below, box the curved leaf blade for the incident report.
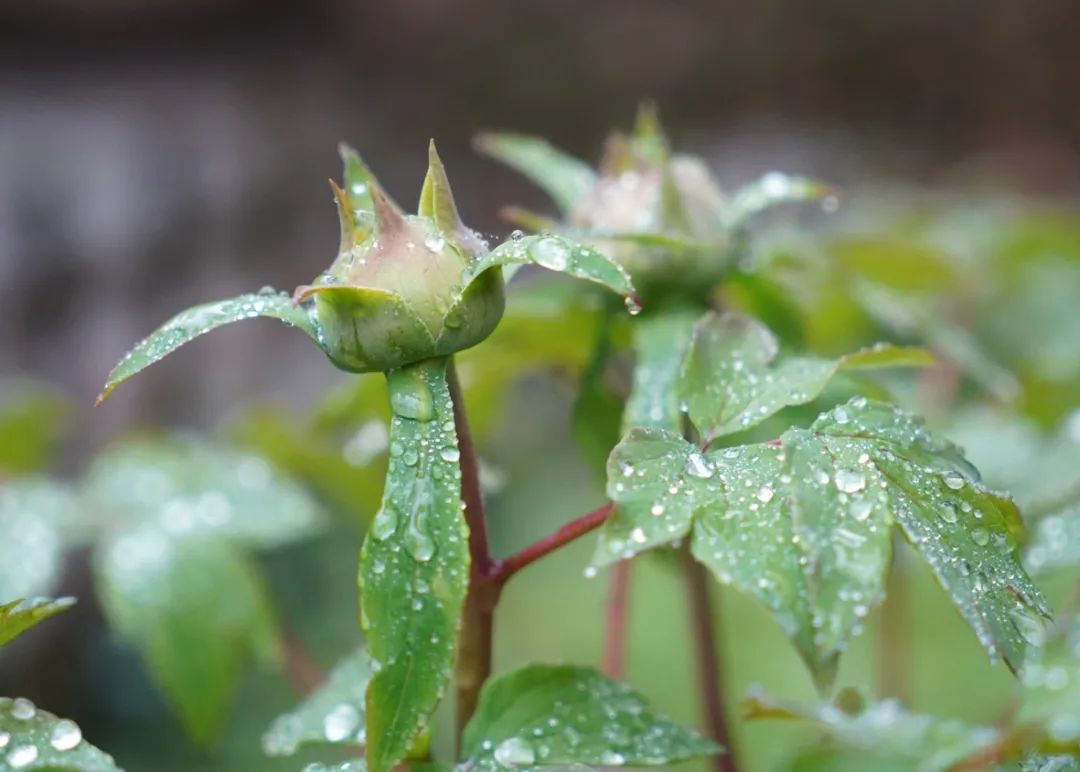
[723,172,835,231]
[98,291,319,403]
[814,398,1051,672]
[681,311,931,442]
[263,649,371,756]
[359,358,469,772]
[94,528,282,746]
[462,664,720,768]
[0,697,121,771]
[624,306,701,432]
[469,234,635,302]
[475,132,596,215]
[0,596,76,648]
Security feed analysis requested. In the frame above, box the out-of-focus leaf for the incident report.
[1018,618,1080,750]
[461,664,720,768]
[0,697,121,770]
[623,306,701,431]
[471,234,635,302]
[301,761,369,772]
[744,689,1000,772]
[571,312,624,474]
[83,436,325,549]
[94,528,282,746]
[680,311,930,442]
[0,383,69,476]
[999,754,1080,772]
[595,398,1049,682]
[723,173,834,232]
[0,596,75,648]
[855,281,1019,403]
[358,359,468,772]
[475,133,596,215]
[97,291,319,403]
[0,480,79,600]
[263,649,370,756]
[1025,506,1080,576]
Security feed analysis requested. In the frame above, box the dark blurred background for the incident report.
[3,3,1080,770]
[3,0,1080,447]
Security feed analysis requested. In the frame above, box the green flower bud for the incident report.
[295,142,505,373]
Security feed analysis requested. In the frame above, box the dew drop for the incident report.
[938,502,959,524]
[630,527,647,544]
[0,732,8,749]
[424,233,446,252]
[323,704,361,742]
[388,370,435,422]
[532,237,570,271]
[834,469,866,493]
[970,527,990,546]
[8,745,38,768]
[50,719,82,751]
[510,229,524,241]
[493,736,536,766]
[943,472,965,490]
[439,447,461,463]
[371,507,398,540]
[685,453,713,478]
[11,699,35,721]
[755,485,775,503]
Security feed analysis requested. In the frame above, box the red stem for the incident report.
[489,502,615,587]
[449,362,493,576]
[681,548,737,772]
[603,560,632,679]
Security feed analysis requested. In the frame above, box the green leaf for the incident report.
[0,596,75,648]
[1001,754,1080,772]
[475,133,596,215]
[1026,506,1080,576]
[94,528,282,746]
[0,480,79,600]
[263,649,371,756]
[0,382,69,475]
[623,306,702,431]
[723,172,835,231]
[299,761,368,772]
[83,436,325,549]
[571,311,623,473]
[469,234,636,302]
[462,664,720,768]
[595,398,1049,682]
[1018,617,1080,749]
[0,697,121,770]
[98,291,319,403]
[593,429,718,567]
[358,358,469,772]
[744,689,1000,772]
[680,311,931,442]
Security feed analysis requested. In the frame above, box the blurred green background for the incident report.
[2,2,1079,770]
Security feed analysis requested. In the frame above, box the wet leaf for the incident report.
[680,311,931,442]
[469,234,635,302]
[461,664,720,768]
[98,291,319,403]
[723,173,835,232]
[624,306,702,431]
[1025,506,1080,576]
[0,480,79,600]
[358,358,468,772]
[0,697,121,770]
[1001,754,1080,772]
[83,436,325,550]
[595,397,1048,682]
[94,528,282,746]
[0,596,75,648]
[744,689,1000,772]
[263,649,371,756]
[475,133,596,215]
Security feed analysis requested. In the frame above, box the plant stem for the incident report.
[681,547,736,772]
[603,559,632,679]
[878,536,910,703]
[282,626,325,696]
[489,502,615,587]
[448,362,496,745]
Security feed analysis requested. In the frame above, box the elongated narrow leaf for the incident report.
[744,689,1000,772]
[0,697,121,771]
[475,133,596,214]
[722,172,835,231]
[812,398,1050,672]
[680,311,931,442]
[95,528,282,745]
[98,291,319,403]
[593,429,718,566]
[623,306,702,432]
[84,436,325,549]
[0,596,75,648]
[263,649,371,756]
[358,358,469,772]
[467,234,635,301]
[0,480,79,600]
[462,665,720,769]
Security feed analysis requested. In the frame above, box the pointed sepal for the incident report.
[330,179,369,251]
[631,100,669,164]
[418,140,465,236]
